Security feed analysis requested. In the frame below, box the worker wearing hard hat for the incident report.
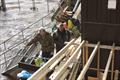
[27,27,54,62]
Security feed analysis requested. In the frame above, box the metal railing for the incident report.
[0,12,53,52]
[0,0,64,72]
[0,12,55,72]
[0,0,63,52]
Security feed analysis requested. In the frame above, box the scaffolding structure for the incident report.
[28,38,120,80]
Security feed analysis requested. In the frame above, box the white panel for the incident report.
[108,0,117,9]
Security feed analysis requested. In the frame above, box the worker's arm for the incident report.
[49,35,54,50]
[26,34,41,46]
[53,32,58,44]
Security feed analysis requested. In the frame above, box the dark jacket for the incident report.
[53,29,70,52]
[27,32,54,53]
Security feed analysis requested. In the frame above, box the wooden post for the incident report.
[85,41,89,64]
[111,50,115,80]
[114,70,119,80]
[1,0,6,11]
[59,69,70,80]
[28,39,75,80]
[83,43,85,67]
[97,47,100,80]
[77,42,100,80]
[68,50,82,80]
[50,40,85,80]
[82,42,86,80]
[102,44,115,80]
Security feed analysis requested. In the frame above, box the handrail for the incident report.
[0,12,53,52]
[0,21,52,57]
[0,12,53,45]
[3,21,51,53]
[0,13,54,72]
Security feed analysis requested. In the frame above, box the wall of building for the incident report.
[81,0,120,45]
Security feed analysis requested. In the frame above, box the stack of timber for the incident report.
[28,37,120,80]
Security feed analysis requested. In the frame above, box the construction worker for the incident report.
[27,27,54,62]
[66,0,76,11]
[53,23,70,52]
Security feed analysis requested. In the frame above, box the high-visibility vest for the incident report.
[68,19,74,29]
[34,58,43,67]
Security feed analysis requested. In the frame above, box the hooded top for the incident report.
[27,32,54,52]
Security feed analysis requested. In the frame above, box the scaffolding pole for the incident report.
[1,0,6,11]
[47,0,49,13]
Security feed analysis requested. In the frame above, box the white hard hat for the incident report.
[38,27,45,31]
[57,23,63,28]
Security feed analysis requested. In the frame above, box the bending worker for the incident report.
[27,27,54,62]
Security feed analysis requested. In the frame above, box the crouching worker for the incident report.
[27,27,54,62]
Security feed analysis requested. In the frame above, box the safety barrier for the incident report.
[0,12,54,73]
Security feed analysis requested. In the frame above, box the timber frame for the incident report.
[28,37,120,80]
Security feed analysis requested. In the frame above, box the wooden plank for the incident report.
[111,51,115,80]
[88,76,98,80]
[59,69,70,80]
[77,42,100,80]
[97,47,100,79]
[50,45,76,70]
[50,40,85,80]
[85,41,89,63]
[68,49,82,80]
[83,45,85,67]
[18,62,39,71]
[68,63,77,80]
[114,70,119,80]
[89,68,120,74]
[102,44,115,80]
[50,48,76,80]
[63,6,69,12]
[100,72,104,80]
[28,39,75,80]
[87,43,120,50]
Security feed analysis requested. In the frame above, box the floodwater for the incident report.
[0,0,59,79]
[0,0,59,43]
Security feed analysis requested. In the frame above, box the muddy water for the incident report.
[0,0,59,79]
[0,0,59,43]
